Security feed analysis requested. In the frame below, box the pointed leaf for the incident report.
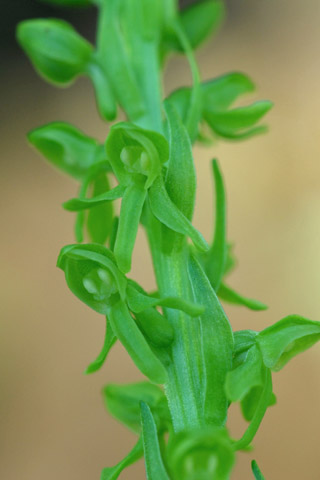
[188,255,233,425]
[205,159,227,290]
[218,283,268,311]
[16,19,92,85]
[85,318,116,374]
[257,315,320,371]
[149,176,208,252]
[251,460,266,480]
[101,437,143,480]
[109,301,167,384]
[140,402,170,480]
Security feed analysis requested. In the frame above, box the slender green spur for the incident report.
[18,0,319,478]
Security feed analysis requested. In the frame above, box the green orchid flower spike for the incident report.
[18,0,320,478]
[64,122,208,273]
[57,243,205,381]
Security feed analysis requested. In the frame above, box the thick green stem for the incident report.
[145,213,205,431]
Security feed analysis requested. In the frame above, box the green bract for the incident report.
[19,1,319,478]
[17,19,92,85]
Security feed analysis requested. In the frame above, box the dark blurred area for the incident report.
[1,1,320,480]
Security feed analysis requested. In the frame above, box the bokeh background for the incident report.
[1,1,320,478]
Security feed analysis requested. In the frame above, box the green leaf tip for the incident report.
[251,460,266,480]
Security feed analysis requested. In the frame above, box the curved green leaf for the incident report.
[188,255,233,426]
[85,318,116,374]
[101,437,143,480]
[140,402,170,480]
[205,159,227,290]
[149,176,208,252]
[251,460,266,480]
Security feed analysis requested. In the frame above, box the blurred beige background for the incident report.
[1,0,320,478]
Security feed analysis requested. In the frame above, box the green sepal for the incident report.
[188,255,233,426]
[114,183,147,273]
[63,184,126,211]
[140,402,170,480]
[103,382,170,434]
[164,101,196,222]
[101,437,143,480]
[16,19,92,86]
[204,100,273,140]
[218,283,268,311]
[57,243,127,313]
[28,122,106,181]
[105,122,169,189]
[108,301,167,384]
[126,283,204,317]
[205,159,227,290]
[257,315,320,371]
[167,427,235,480]
[86,173,114,244]
[85,317,116,374]
[86,54,117,121]
[149,176,208,252]
[205,101,273,130]
[251,460,266,480]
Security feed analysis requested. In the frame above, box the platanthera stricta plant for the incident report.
[17,1,320,478]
